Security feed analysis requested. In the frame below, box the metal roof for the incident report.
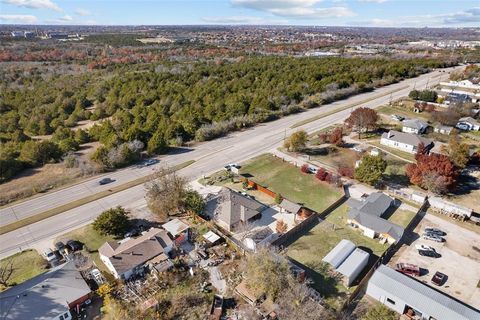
[368,265,480,320]
[203,231,221,243]
[322,239,356,269]
[0,261,91,320]
[279,199,302,214]
[336,248,369,279]
[162,218,189,237]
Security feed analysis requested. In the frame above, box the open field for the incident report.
[308,146,358,170]
[55,224,115,276]
[240,154,343,213]
[0,249,48,291]
[389,213,480,309]
[286,204,390,308]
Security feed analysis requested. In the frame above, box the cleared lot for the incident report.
[389,213,480,309]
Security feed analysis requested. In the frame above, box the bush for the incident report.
[93,206,130,237]
[338,166,354,179]
[324,172,333,183]
[274,193,283,204]
[315,168,327,181]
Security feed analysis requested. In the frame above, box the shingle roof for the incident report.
[0,261,91,320]
[279,199,302,214]
[381,130,433,147]
[402,119,428,131]
[459,117,480,126]
[99,228,173,275]
[216,187,265,227]
[322,239,356,269]
[348,211,404,242]
[348,192,393,217]
[368,265,480,320]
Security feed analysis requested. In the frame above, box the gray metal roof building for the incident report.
[367,265,480,320]
[322,239,356,269]
[336,248,369,286]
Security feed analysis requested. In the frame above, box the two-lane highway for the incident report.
[0,66,460,258]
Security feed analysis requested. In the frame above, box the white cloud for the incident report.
[74,8,91,16]
[45,14,75,24]
[1,0,62,12]
[353,7,480,27]
[231,0,354,19]
[0,14,38,23]
[202,15,288,24]
[59,14,73,21]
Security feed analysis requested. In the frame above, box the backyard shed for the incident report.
[335,248,369,286]
[322,239,356,269]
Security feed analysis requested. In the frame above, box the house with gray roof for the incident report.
[367,265,480,320]
[402,119,429,134]
[214,187,266,232]
[434,124,454,135]
[456,117,480,131]
[346,193,404,244]
[0,260,91,320]
[380,130,433,154]
[99,228,173,280]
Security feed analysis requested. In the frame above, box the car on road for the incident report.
[391,114,405,121]
[422,233,445,242]
[98,177,114,185]
[431,271,447,286]
[143,159,159,166]
[424,227,446,236]
[418,250,441,258]
[224,163,240,171]
[66,240,83,252]
[43,248,57,262]
[395,263,420,277]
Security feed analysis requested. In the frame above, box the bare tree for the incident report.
[0,258,14,288]
[145,167,187,222]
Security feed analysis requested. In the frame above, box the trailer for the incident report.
[209,294,223,320]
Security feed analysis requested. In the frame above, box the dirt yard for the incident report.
[389,213,480,309]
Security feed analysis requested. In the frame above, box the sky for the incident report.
[0,0,479,27]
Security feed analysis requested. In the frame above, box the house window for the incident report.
[386,298,396,305]
[64,312,70,318]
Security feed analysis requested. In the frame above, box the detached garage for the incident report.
[322,239,356,269]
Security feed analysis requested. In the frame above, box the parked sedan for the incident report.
[418,250,441,258]
[43,248,57,262]
[431,271,447,286]
[415,244,436,252]
[424,227,446,236]
[422,233,445,243]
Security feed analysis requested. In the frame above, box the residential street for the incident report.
[0,67,459,259]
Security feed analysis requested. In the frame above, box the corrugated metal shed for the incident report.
[368,265,480,320]
[322,239,355,269]
[336,248,369,286]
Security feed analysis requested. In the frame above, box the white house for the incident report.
[456,117,480,131]
[434,124,454,135]
[401,119,429,134]
[380,130,433,154]
[98,228,173,280]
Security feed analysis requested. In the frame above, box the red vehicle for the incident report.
[431,271,447,286]
[395,263,420,277]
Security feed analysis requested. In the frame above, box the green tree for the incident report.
[274,193,283,204]
[362,304,397,320]
[442,134,470,168]
[19,140,62,166]
[284,130,307,152]
[93,206,130,237]
[184,190,205,215]
[355,155,387,185]
[147,130,167,155]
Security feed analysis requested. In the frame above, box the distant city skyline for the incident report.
[0,0,479,27]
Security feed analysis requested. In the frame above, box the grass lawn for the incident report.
[56,224,115,276]
[377,104,431,122]
[0,249,49,291]
[307,146,358,170]
[240,154,343,213]
[386,208,417,228]
[286,205,389,308]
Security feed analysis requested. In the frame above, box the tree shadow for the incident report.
[167,147,193,155]
[450,172,480,197]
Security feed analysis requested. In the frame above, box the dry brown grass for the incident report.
[0,163,85,206]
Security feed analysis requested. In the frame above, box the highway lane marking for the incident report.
[195,145,233,162]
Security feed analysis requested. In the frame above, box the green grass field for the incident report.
[0,249,49,291]
[56,224,115,276]
[286,204,390,308]
[240,154,343,213]
[386,208,417,228]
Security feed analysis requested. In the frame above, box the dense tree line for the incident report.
[0,55,452,182]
